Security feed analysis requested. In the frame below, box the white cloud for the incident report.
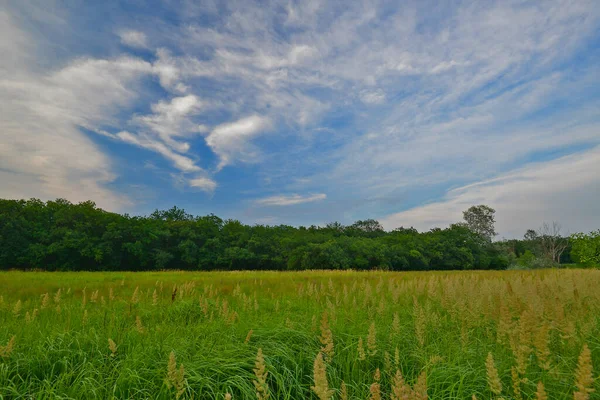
[256,193,327,206]
[0,11,154,209]
[118,30,148,49]
[189,176,217,192]
[116,131,201,173]
[360,89,386,105]
[380,146,600,238]
[131,94,204,152]
[206,115,272,169]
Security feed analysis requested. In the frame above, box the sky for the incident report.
[1,0,599,238]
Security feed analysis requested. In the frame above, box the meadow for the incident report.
[0,270,598,399]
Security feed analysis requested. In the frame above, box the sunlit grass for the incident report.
[0,269,598,399]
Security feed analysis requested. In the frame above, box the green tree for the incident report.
[462,205,497,241]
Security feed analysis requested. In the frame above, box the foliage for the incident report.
[0,198,514,271]
[571,230,600,265]
[462,205,497,242]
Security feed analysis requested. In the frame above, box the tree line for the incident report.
[0,198,596,271]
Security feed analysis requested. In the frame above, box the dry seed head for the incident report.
[108,338,117,356]
[82,309,88,326]
[135,316,145,333]
[574,344,594,400]
[391,369,411,400]
[413,370,428,400]
[367,322,377,356]
[0,335,16,358]
[311,352,334,400]
[340,381,348,400]
[245,329,253,344]
[536,381,547,400]
[12,300,22,316]
[165,351,186,399]
[54,288,61,304]
[225,394,232,400]
[369,369,381,400]
[394,347,400,368]
[253,348,269,400]
[357,337,366,361]
[41,293,49,309]
[109,287,114,301]
[485,352,502,395]
[391,313,400,337]
[511,366,522,400]
[534,323,551,370]
[152,289,158,306]
[319,311,334,359]
[131,286,140,304]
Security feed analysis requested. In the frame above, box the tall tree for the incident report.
[462,205,497,241]
[537,222,568,264]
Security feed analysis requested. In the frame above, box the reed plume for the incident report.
[311,352,334,400]
[253,348,269,400]
[485,352,502,395]
[574,344,594,400]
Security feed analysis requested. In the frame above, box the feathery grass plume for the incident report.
[25,311,31,324]
[413,299,426,347]
[152,289,158,306]
[511,366,522,400]
[225,394,232,400]
[12,300,22,316]
[245,329,254,344]
[108,338,117,357]
[311,352,334,400]
[253,348,269,400]
[53,288,61,304]
[391,369,412,400]
[0,336,16,358]
[165,351,186,399]
[135,316,145,333]
[369,369,381,400]
[472,396,477,400]
[311,315,318,332]
[367,322,377,356]
[534,323,551,370]
[90,289,98,303]
[319,311,334,359]
[574,344,594,400]
[394,347,400,368]
[131,286,140,304]
[384,351,392,373]
[536,381,547,400]
[109,287,114,302]
[82,309,88,326]
[41,293,49,309]
[357,337,366,361]
[391,312,400,338]
[340,381,348,400]
[413,370,428,400]
[485,352,502,395]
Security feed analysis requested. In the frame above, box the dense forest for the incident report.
[0,198,597,271]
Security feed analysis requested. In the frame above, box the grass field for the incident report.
[0,270,598,399]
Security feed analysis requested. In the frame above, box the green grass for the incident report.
[0,270,599,399]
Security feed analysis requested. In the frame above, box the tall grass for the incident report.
[0,269,598,399]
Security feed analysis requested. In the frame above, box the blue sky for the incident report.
[1,0,600,237]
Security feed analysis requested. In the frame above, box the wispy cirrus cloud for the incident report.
[255,193,327,206]
[1,0,599,233]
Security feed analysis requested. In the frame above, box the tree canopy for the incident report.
[0,198,583,271]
